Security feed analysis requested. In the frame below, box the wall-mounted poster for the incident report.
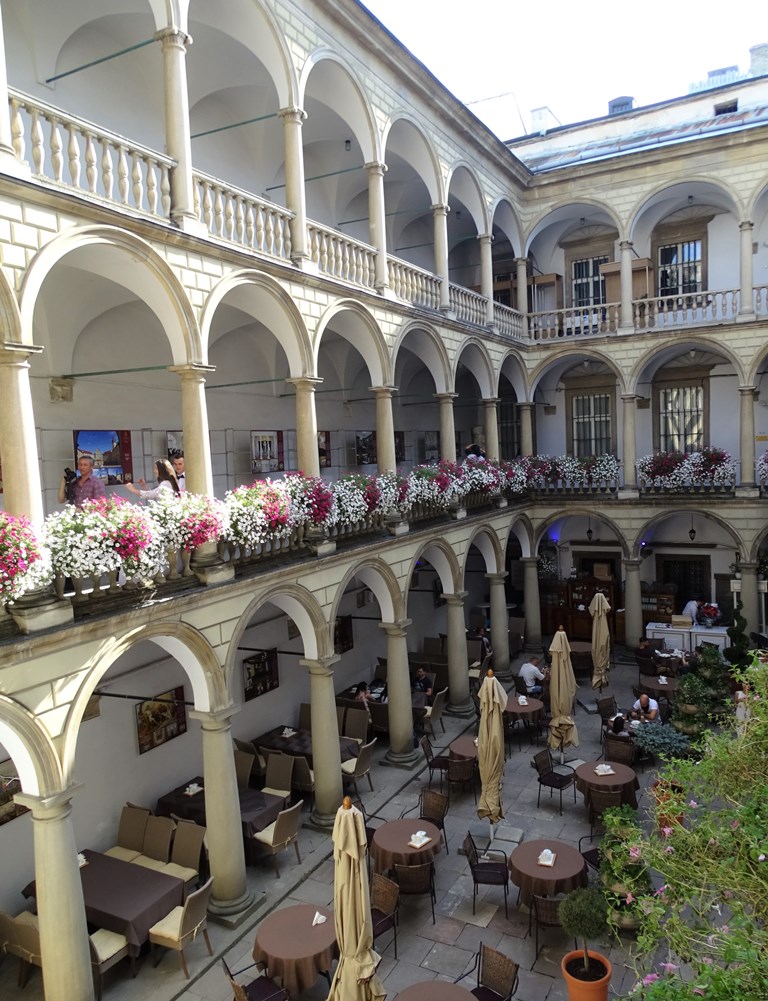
[166,430,184,458]
[74,430,133,484]
[334,615,354,654]
[317,430,331,468]
[355,431,377,466]
[243,648,279,701]
[251,431,284,473]
[424,431,440,464]
[135,686,187,755]
[395,431,406,463]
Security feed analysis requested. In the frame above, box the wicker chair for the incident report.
[401,789,449,853]
[419,735,450,791]
[447,754,476,802]
[463,832,509,919]
[604,733,637,768]
[578,833,602,876]
[393,861,436,924]
[531,894,574,964]
[532,749,576,816]
[596,696,618,746]
[221,956,288,1001]
[585,787,624,835]
[457,942,519,1000]
[370,873,399,958]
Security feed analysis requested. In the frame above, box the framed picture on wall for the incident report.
[166,430,184,458]
[317,430,331,468]
[355,431,377,466]
[243,648,280,701]
[424,431,439,464]
[74,429,133,484]
[394,431,406,463]
[334,615,354,654]
[251,431,284,473]
[286,617,301,641]
[135,686,187,755]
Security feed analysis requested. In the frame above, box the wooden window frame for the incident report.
[563,375,617,457]
[651,368,710,453]
[652,219,710,294]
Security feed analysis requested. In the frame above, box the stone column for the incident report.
[380,620,419,767]
[444,592,474,717]
[191,710,253,916]
[304,656,343,826]
[738,221,755,319]
[15,787,94,1001]
[621,393,637,489]
[515,257,528,315]
[435,392,457,461]
[623,558,643,651]
[279,107,309,265]
[478,233,494,325]
[519,402,534,456]
[0,344,44,526]
[366,161,389,293]
[157,28,201,233]
[739,386,756,488]
[738,561,759,637]
[371,386,397,473]
[486,571,511,679]
[287,376,322,477]
[432,203,451,312]
[521,557,541,649]
[0,7,29,177]
[483,397,500,461]
[619,239,635,330]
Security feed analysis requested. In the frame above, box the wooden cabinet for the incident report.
[539,581,568,637]
[567,577,616,640]
[599,257,654,302]
[640,592,675,628]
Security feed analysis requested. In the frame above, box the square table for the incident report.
[156,776,284,836]
[254,724,359,767]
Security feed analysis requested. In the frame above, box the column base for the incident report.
[171,212,207,237]
[208,888,258,927]
[382,747,420,769]
[736,310,757,322]
[9,595,73,634]
[617,487,640,500]
[448,505,467,520]
[736,485,760,498]
[386,518,409,537]
[292,253,317,274]
[309,807,338,829]
[446,699,476,719]
[617,323,635,334]
[493,665,513,682]
[193,560,235,585]
[0,149,31,179]
[440,306,456,318]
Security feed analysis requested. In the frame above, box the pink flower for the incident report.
[731,819,740,830]
[664,845,675,854]
[642,974,660,986]
[662,826,673,838]
[661,963,679,974]
[629,846,641,859]
[689,799,698,808]
[625,892,635,904]
[759,854,766,862]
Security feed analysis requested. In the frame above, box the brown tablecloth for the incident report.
[253,903,337,997]
[505,696,544,720]
[156,776,283,836]
[370,819,441,874]
[396,983,475,1000]
[449,734,478,759]
[574,761,639,809]
[639,675,679,698]
[508,839,586,904]
[254,725,359,767]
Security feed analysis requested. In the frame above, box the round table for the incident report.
[396,983,475,1000]
[370,818,441,874]
[504,695,544,720]
[574,760,639,809]
[639,675,679,698]
[449,734,478,759]
[508,839,586,904]
[252,903,336,997]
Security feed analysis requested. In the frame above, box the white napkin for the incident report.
[77,852,87,867]
[411,832,426,846]
[518,696,528,705]
[538,848,554,864]
[658,676,667,684]
[281,727,296,738]
[312,911,327,927]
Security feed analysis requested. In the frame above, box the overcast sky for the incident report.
[360,1,764,140]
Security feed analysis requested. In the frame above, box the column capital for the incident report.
[482,397,500,406]
[287,375,323,390]
[434,391,458,402]
[739,219,754,232]
[278,106,307,124]
[619,239,634,252]
[477,232,494,245]
[444,590,468,605]
[168,362,215,379]
[620,393,637,403]
[485,571,508,583]
[521,556,539,566]
[155,26,192,48]
[368,384,398,398]
[622,557,642,571]
[738,560,758,573]
[1,340,43,359]
[739,385,757,397]
[16,782,84,817]
[365,160,387,176]
[300,655,340,676]
[189,707,238,730]
[431,202,450,216]
[514,257,528,267]
[517,401,534,411]
[379,618,412,638]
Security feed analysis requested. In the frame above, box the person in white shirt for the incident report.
[631,693,659,721]
[518,656,548,694]
[681,597,703,622]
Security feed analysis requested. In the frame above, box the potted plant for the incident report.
[0,511,52,606]
[558,887,612,1000]
[599,809,652,932]
[631,723,692,760]
[672,674,709,716]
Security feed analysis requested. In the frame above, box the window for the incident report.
[571,256,608,307]
[570,392,612,457]
[498,397,521,458]
[658,240,702,296]
[656,383,704,453]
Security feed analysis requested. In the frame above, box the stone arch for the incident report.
[628,176,744,240]
[19,225,201,363]
[392,320,452,394]
[382,113,443,204]
[0,696,63,798]
[534,509,630,559]
[445,160,490,233]
[453,337,495,396]
[528,346,629,396]
[329,558,405,630]
[508,513,535,559]
[299,50,378,162]
[523,197,623,251]
[201,269,313,375]
[489,196,523,253]
[59,621,223,782]
[633,509,742,560]
[411,538,462,595]
[0,265,22,342]
[628,335,747,390]
[314,299,390,386]
[461,526,504,588]
[498,347,530,401]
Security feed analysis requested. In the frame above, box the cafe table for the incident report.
[574,760,639,809]
[156,775,284,836]
[370,818,442,874]
[252,902,337,997]
[507,839,586,905]
[395,983,475,1000]
[639,674,679,698]
[253,724,359,767]
[449,734,478,759]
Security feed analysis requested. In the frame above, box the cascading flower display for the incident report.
[0,512,52,604]
[225,479,294,548]
[637,448,735,488]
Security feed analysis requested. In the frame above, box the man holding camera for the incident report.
[57,456,105,507]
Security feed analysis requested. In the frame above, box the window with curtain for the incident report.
[570,392,612,457]
[657,384,704,452]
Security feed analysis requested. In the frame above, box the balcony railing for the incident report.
[493,301,527,340]
[633,288,741,329]
[387,256,441,311]
[449,284,487,326]
[308,221,377,288]
[9,89,173,221]
[193,172,293,259]
[529,303,620,341]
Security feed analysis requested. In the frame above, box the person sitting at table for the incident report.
[354,682,371,706]
[518,655,548,694]
[473,624,492,660]
[411,666,433,704]
[634,637,653,658]
[611,715,631,739]
[631,693,659,721]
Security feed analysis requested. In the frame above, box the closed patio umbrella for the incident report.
[477,669,508,826]
[326,798,386,1001]
[548,626,579,758]
[589,591,612,691]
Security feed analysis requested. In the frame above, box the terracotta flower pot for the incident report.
[561,949,612,1001]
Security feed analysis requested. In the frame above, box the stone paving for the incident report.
[3,650,653,1001]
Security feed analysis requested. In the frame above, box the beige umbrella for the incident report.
[547,626,579,757]
[589,591,612,691]
[477,670,508,826]
[327,798,386,1001]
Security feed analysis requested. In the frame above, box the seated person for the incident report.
[518,655,548,694]
[611,715,631,739]
[411,666,433,704]
[631,693,659,721]
[634,637,653,659]
[473,625,492,660]
[354,681,371,706]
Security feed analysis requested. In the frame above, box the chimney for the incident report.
[750,43,768,76]
[608,96,634,116]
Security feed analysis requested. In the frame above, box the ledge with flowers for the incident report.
[636,447,736,493]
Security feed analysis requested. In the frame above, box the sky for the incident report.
[360,1,764,140]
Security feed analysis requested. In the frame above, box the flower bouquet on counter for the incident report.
[697,603,720,627]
